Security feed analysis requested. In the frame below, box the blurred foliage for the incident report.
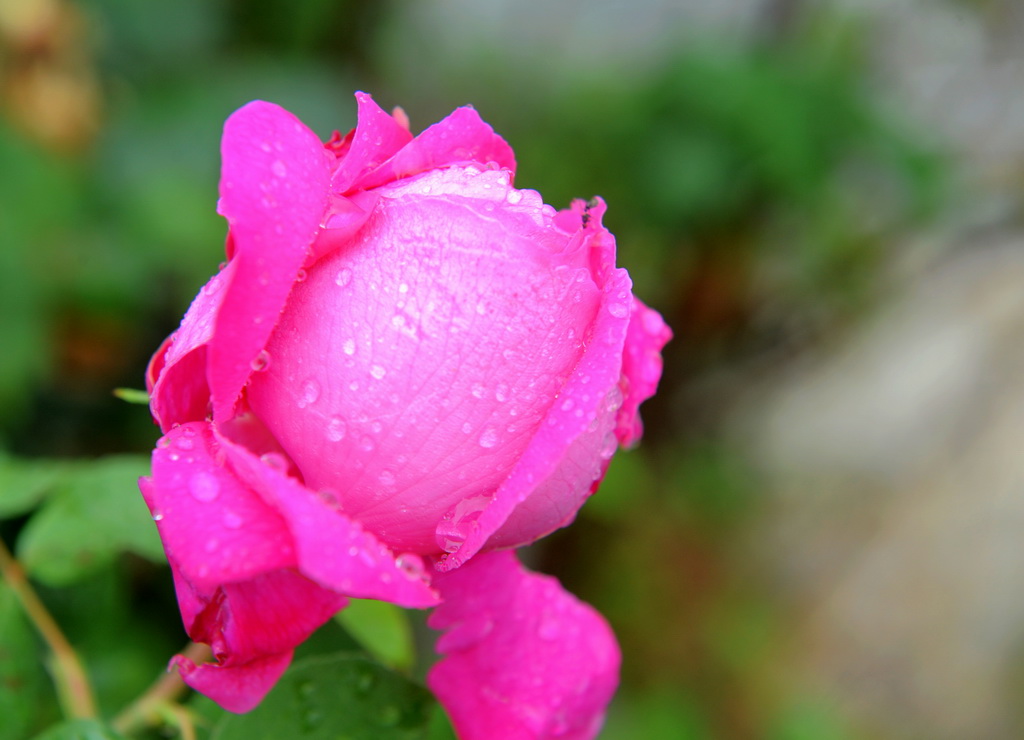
[0,0,952,738]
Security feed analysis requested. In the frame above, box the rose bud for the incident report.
[140,92,670,739]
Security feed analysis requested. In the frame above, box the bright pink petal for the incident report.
[147,261,236,431]
[172,650,292,714]
[169,569,345,712]
[616,297,671,446]
[210,100,333,421]
[141,422,297,590]
[215,430,439,608]
[247,166,600,556]
[358,106,516,190]
[436,203,633,569]
[330,92,415,193]
[428,550,619,740]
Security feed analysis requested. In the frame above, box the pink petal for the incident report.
[247,166,600,556]
[616,297,671,446]
[172,650,292,714]
[215,429,440,608]
[141,422,298,590]
[358,105,516,190]
[436,203,633,569]
[330,92,415,194]
[211,100,333,421]
[428,550,619,740]
[170,567,345,713]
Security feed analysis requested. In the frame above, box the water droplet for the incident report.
[204,538,219,553]
[297,680,315,698]
[561,398,575,412]
[370,365,386,380]
[250,350,271,371]
[461,422,473,434]
[271,159,287,178]
[471,383,485,399]
[398,282,409,294]
[349,380,360,392]
[359,436,375,452]
[176,437,194,450]
[478,427,499,448]
[396,553,426,579]
[495,383,509,402]
[189,472,220,502]
[506,189,523,204]
[298,379,320,408]
[260,142,272,153]
[260,452,287,470]
[608,302,629,318]
[474,301,486,315]
[378,469,396,487]
[538,613,562,641]
[335,267,352,287]
[223,510,243,529]
[295,268,307,282]
[370,420,383,434]
[379,705,401,726]
[151,510,164,522]
[342,338,356,356]
[391,314,405,329]
[326,417,347,442]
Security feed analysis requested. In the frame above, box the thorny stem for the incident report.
[111,641,212,737]
[0,535,97,720]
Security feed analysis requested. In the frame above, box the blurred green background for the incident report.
[5,0,1024,738]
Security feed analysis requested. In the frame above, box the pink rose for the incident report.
[140,92,670,739]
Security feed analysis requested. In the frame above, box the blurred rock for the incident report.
[733,237,1024,738]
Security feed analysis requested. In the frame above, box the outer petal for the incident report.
[169,569,344,713]
[147,261,236,431]
[616,297,671,446]
[141,421,297,591]
[215,429,440,608]
[141,422,347,711]
[330,92,414,193]
[436,204,632,569]
[357,105,516,190]
[427,550,619,740]
[211,100,333,421]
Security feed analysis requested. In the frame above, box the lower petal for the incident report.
[427,550,619,740]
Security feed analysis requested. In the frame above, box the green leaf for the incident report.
[335,599,414,671]
[0,453,67,519]
[0,581,53,740]
[211,653,436,740]
[17,456,164,586]
[30,719,126,740]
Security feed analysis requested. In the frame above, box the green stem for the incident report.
[111,641,212,737]
[0,535,97,719]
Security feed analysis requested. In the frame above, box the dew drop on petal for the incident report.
[295,268,307,282]
[478,427,499,448]
[326,416,347,442]
[608,302,629,318]
[396,553,426,579]
[343,338,356,356]
[260,452,287,470]
[298,379,320,408]
[378,469,396,487]
[189,472,220,502]
[151,510,164,522]
[506,189,523,204]
[250,350,271,372]
[370,365,386,380]
[223,510,243,529]
[271,159,287,178]
[335,268,353,287]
